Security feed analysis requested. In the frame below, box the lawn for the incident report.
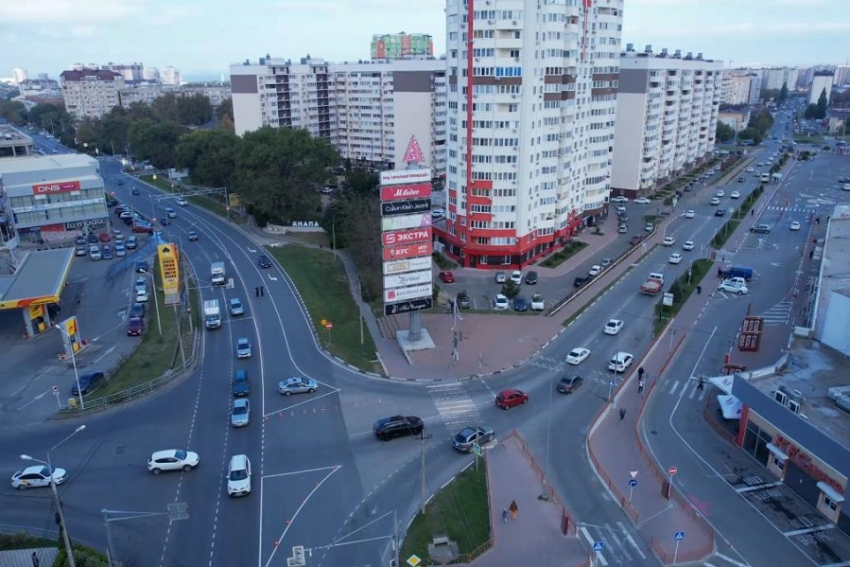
[139,175,235,221]
[401,460,491,564]
[653,259,713,335]
[0,532,57,550]
[539,240,588,268]
[267,245,381,373]
[432,252,458,270]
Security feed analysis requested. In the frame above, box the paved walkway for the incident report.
[453,433,588,567]
[0,547,59,567]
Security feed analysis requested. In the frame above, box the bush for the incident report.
[53,542,109,567]
[0,532,56,550]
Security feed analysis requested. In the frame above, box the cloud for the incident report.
[0,0,139,24]
[634,20,850,38]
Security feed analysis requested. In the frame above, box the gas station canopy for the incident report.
[0,248,74,309]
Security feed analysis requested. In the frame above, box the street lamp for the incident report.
[138,269,162,336]
[21,424,87,567]
[56,327,84,410]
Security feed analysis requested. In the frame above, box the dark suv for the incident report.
[72,371,105,395]
[373,415,424,441]
[573,276,589,288]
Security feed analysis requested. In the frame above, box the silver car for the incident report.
[278,377,318,396]
[231,398,250,427]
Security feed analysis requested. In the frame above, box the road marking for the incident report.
[617,521,646,559]
[735,480,784,493]
[248,247,257,253]
[263,388,339,419]
[93,346,116,364]
[783,524,834,537]
[669,381,679,395]
[268,275,278,281]
[715,552,751,567]
[16,389,51,410]
[820,561,850,567]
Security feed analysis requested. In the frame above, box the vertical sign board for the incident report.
[157,244,181,296]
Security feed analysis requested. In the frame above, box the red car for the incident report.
[132,224,153,234]
[98,232,111,243]
[439,271,455,283]
[126,317,144,336]
[495,389,528,409]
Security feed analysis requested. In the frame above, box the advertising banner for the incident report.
[60,316,82,353]
[381,213,431,232]
[383,283,433,303]
[380,183,432,202]
[382,256,432,275]
[383,269,432,289]
[384,297,433,316]
[157,244,180,296]
[381,198,431,217]
[382,241,432,261]
[380,169,431,186]
[32,180,81,195]
[381,227,431,247]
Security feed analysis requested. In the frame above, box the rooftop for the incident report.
[0,153,98,177]
[0,248,75,307]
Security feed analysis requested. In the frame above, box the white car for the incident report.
[431,208,446,219]
[530,293,545,311]
[668,253,683,265]
[715,190,725,197]
[634,197,651,204]
[730,191,741,199]
[494,294,509,311]
[682,240,695,251]
[611,196,629,203]
[604,319,624,335]
[662,237,675,247]
[227,454,252,497]
[719,281,748,295]
[176,198,188,206]
[684,210,696,219]
[790,221,801,231]
[609,351,634,373]
[136,288,150,303]
[494,271,507,284]
[147,449,200,474]
[510,270,523,285]
[589,265,602,277]
[746,167,755,173]
[566,347,591,365]
[710,198,721,206]
[11,465,68,489]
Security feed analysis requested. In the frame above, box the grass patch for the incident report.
[289,232,330,247]
[540,240,588,268]
[401,460,490,563]
[653,259,712,335]
[432,252,458,270]
[0,532,57,550]
[710,185,764,249]
[139,175,238,222]
[268,245,381,373]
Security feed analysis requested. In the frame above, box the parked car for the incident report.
[11,466,68,489]
[130,302,146,319]
[530,293,544,311]
[373,415,424,440]
[135,288,149,303]
[495,389,528,409]
[513,296,528,312]
[611,196,628,203]
[147,449,199,474]
[565,347,590,365]
[629,235,643,246]
[510,270,522,285]
[126,317,144,336]
[494,271,507,284]
[574,276,589,288]
[452,426,495,452]
[634,197,651,204]
[456,291,471,309]
[98,232,111,243]
[71,371,105,395]
[89,245,102,260]
[524,271,538,285]
[102,245,113,260]
[719,280,748,295]
[135,260,148,273]
[278,377,318,395]
[493,294,509,311]
[556,375,584,394]
[75,246,88,257]
[588,265,602,277]
[439,271,455,283]
[231,399,250,428]
[132,223,153,234]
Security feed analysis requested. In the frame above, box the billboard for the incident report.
[380,169,431,186]
[382,227,431,247]
[382,242,432,261]
[32,181,81,195]
[384,269,432,289]
[157,244,180,296]
[381,213,432,232]
[382,198,431,217]
[380,183,432,202]
[384,283,433,303]
[383,256,432,275]
[384,297,433,316]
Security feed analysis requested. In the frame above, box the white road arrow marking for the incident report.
[268,275,278,281]
[247,247,257,253]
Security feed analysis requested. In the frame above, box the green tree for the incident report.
[152,93,181,122]
[128,119,187,168]
[815,89,828,119]
[0,100,27,125]
[804,104,818,120]
[234,126,338,224]
[99,109,131,155]
[125,101,157,122]
[778,83,789,104]
[28,103,65,133]
[738,127,763,145]
[216,98,233,122]
[75,118,102,154]
[716,121,735,143]
[176,94,213,126]
[345,169,380,197]
[322,193,382,301]
[176,129,240,186]
[501,281,520,299]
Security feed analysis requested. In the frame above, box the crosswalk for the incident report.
[759,301,793,326]
[529,355,566,373]
[427,383,481,431]
[661,377,711,401]
[762,205,817,214]
[578,521,648,566]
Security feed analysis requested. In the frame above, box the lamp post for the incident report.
[139,269,162,336]
[21,424,87,567]
[57,327,84,410]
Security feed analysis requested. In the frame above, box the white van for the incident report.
[609,352,634,373]
[227,455,251,497]
[760,173,770,183]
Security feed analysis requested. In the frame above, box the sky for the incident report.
[1,0,849,82]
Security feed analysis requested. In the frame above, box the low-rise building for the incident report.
[718,106,751,133]
[0,126,36,159]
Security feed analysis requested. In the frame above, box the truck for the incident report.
[720,265,754,281]
[640,272,665,296]
[203,299,222,330]
[210,262,226,286]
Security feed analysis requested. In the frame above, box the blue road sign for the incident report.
[628,479,638,487]
[593,541,605,552]
[674,531,685,541]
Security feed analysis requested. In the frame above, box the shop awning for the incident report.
[710,375,735,395]
[717,394,743,420]
[767,443,789,460]
[817,481,846,503]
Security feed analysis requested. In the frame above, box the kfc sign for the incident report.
[382,228,431,247]
[380,183,431,202]
[382,242,433,261]
[32,181,81,195]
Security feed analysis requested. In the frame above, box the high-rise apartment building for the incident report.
[143,67,161,82]
[722,71,754,105]
[230,56,446,173]
[371,33,434,60]
[161,66,181,86]
[835,66,850,87]
[435,0,623,269]
[610,46,722,196]
[810,71,835,105]
[59,69,125,120]
[102,62,144,82]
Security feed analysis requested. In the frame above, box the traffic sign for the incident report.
[472,442,482,456]
[52,386,59,394]
[628,479,637,487]
[407,555,422,567]
[629,470,638,479]
[674,531,685,541]
[593,541,605,552]
[668,466,678,476]
[325,323,333,330]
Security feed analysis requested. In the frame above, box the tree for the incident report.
[738,127,763,145]
[74,118,102,154]
[29,103,65,133]
[778,83,789,104]
[815,89,828,119]
[99,109,132,155]
[124,101,157,122]
[128,119,187,169]
[716,121,735,143]
[216,98,233,123]
[345,170,380,197]
[176,94,213,126]
[234,126,338,224]
[0,100,27,125]
[804,104,818,120]
[152,93,181,123]
[176,129,240,186]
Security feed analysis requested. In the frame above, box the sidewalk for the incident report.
[0,547,58,567]
[453,432,588,567]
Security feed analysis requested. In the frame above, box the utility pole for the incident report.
[419,431,433,514]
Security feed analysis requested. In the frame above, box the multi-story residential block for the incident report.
[102,62,144,82]
[722,71,755,105]
[162,66,181,86]
[59,69,125,120]
[181,84,232,108]
[810,71,835,105]
[18,78,62,100]
[761,67,797,91]
[610,46,722,197]
[371,33,434,60]
[835,66,850,87]
[143,67,161,82]
[12,68,28,85]
[434,0,622,269]
[230,56,445,173]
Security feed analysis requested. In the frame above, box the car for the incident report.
[130,302,146,319]
[757,162,764,167]
[135,288,149,303]
[102,245,113,260]
[588,265,602,277]
[111,228,123,237]
[565,347,590,365]
[611,196,628,203]
[616,205,626,214]
[513,296,528,312]
[165,207,177,218]
[618,224,628,234]
[629,235,643,246]
[131,188,141,195]
[227,454,252,496]
[510,270,522,285]
[746,167,754,173]
[133,223,153,234]
[229,298,245,316]
[257,255,272,268]
[790,221,801,231]
[737,177,745,183]
[75,246,87,257]
[719,280,748,295]
[710,198,721,206]
[126,317,144,336]
[495,389,528,409]
[716,190,725,197]
[456,291,471,309]
[750,224,771,234]
[71,370,105,395]
[608,351,634,373]
[644,223,654,232]
[186,230,199,242]
[232,369,250,396]
[176,198,188,206]
[75,235,87,245]
[524,271,538,285]
[573,276,589,288]
[278,377,319,395]
[126,235,138,249]
[494,294,509,311]
[89,245,102,260]
[98,232,111,243]
[662,236,675,247]
[147,449,200,474]
[557,375,584,394]
[87,232,99,243]
[431,208,446,219]
[668,253,683,265]
[601,258,613,268]
[530,293,544,311]
[730,191,741,199]
[117,179,124,186]
[604,319,624,335]
[715,208,726,217]
[634,197,651,204]
[494,271,507,284]
[114,241,126,257]
[683,240,695,251]
[373,415,424,440]
[684,210,696,219]
[11,465,68,489]
[159,217,170,226]
[231,399,250,428]
[439,271,455,283]
[452,426,495,452]
[235,338,252,359]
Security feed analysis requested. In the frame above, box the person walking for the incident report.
[255,286,260,297]
[697,376,705,391]
[638,376,645,396]
[502,508,509,524]
[260,286,265,297]
[31,552,40,567]
[619,407,626,421]
[509,500,519,521]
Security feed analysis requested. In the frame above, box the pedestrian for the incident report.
[260,286,265,297]
[751,209,754,217]
[637,367,645,380]
[31,552,40,567]
[502,508,509,523]
[509,500,518,521]
[697,376,705,391]
[255,286,260,297]
[697,285,702,295]
[816,217,821,225]
[638,377,645,396]
[809,249,814,259]
[619,407,626,421]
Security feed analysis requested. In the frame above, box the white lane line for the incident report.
[669,380,679,395]
[715,552,751,567]
[735,480,784,493]
[617,521,647,559]
[579,527,608,566]
[783,524,834,537]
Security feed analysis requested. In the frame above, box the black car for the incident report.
[71,371,105,395]
[87,233,99,244]
[257,255,272,268]
[135,260,148,273]
[524,271,539,285]
[574,276,589,288]
[456,291,471,309]
[557,375,584,394]
[131,188,140,195]
[715,208,726,217]
[130,302,146,319]
[513,296,528,311]
[373,415,424,441]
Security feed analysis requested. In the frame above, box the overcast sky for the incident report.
[1,0,848,81]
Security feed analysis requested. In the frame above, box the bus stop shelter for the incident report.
[0,248,74,337]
